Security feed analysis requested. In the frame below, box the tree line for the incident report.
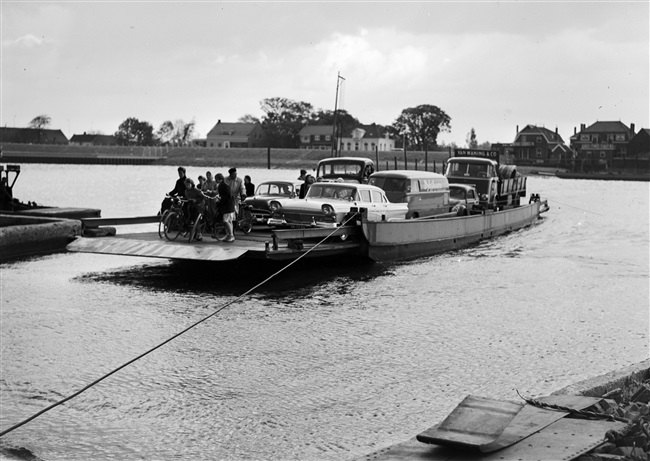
[29,99,491,150]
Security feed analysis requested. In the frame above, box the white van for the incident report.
[368,170,450,218]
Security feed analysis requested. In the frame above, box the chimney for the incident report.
[516,125,519,134]
[630,123,635,134]
[555,127,558,136]
[217,119,221,124]
[574,127,577,135]
[580,123,585,132]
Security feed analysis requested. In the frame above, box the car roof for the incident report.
[312,182,383,191]
[448,157,497,165]
[259,180,300,185]
[370,170,446,179]
[318,157,374,164]
[449,183,476,190]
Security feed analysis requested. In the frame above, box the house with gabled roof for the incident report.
[628,128,650,159]
[509,124,570,163]
[299,123,395,152]
[0,127,68,145]
[206,120,267,148]
[299,125,335,150]
[340,123,395,152]
[570,121,636,167]
[69,133,118,146]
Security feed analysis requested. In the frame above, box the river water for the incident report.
[0,164,648,461]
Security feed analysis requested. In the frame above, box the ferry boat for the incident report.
[66,152,549,264]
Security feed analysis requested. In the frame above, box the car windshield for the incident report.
[306,185,358,201]
[450,188,466,200]
[256,182,293,196]
[317,162,362,178]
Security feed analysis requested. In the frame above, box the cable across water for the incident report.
[0,215,359,437]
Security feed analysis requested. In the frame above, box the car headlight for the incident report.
[322,204,335,215]
[269,201,282,212]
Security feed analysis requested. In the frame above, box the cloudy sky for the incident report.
[2,1,648,146]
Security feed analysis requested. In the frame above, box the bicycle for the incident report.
[189,197,226,242]
[236,200,253,234]
[162,196,192,241]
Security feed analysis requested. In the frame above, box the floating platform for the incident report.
[66,226,365,263]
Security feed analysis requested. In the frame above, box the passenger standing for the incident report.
[169,167,187,197]
[298,169,307,181]
[197,175,206,191]
[224,167,246,214]
[244,175,255,197]
[204,171,217,193]
[203,171,218,217]
[215,173,236,243]
[299,174,315,199]
[161,166,187,214]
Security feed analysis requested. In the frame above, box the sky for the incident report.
[1,1,648,147]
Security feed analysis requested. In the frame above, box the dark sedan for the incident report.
[244,180,302,224]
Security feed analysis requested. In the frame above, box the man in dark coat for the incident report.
[216,173,236,242]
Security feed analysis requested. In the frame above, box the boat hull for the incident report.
[362,201,542,262]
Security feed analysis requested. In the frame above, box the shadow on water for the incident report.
[76,257,396,296]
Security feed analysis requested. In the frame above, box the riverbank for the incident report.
[357,359,650,460]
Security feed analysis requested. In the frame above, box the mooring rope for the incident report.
[0,214,360,437]
[545,197,603,216]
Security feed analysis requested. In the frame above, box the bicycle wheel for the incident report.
[189,214,205,242]
[163,212,184,241]
[213,224,227,240]
[238,208,253,234]
[158,210,170,239]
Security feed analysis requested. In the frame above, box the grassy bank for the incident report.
[156,147,453,172]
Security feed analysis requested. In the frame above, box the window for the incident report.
[315,135,320,141]
[600,152,606,158]
[325,135,331,141]
[371,190,384,202]
[615,134,626,141]
[358,190,371,202]
[536,149,542,158]
[580,135,590,141]
[302,136,310,142]
[536,136,542,143]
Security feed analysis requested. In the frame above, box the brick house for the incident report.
[69,133,118,146]
[626,128,650,159]
[0,127,68,145]
[507,125,571,163]
[569,121,636,167]
[299,125,335,150]
[206,120,267,148]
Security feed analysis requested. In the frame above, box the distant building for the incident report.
[570,121,636,167]
[0,127,68,145]
[205,120,267,148]
[508,125,571,163]
[299,123,395,152]
[628,128,650,159]
[69,133,118,146]
[340,124,395,152]
[299,125,335,150]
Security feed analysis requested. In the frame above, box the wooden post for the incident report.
[425,148,428,172]
[375,146,379,172]
[394,157,397,170]
[267,147,271,169]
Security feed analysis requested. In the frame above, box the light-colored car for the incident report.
[244,180,302,224]
[267,182,408,228]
